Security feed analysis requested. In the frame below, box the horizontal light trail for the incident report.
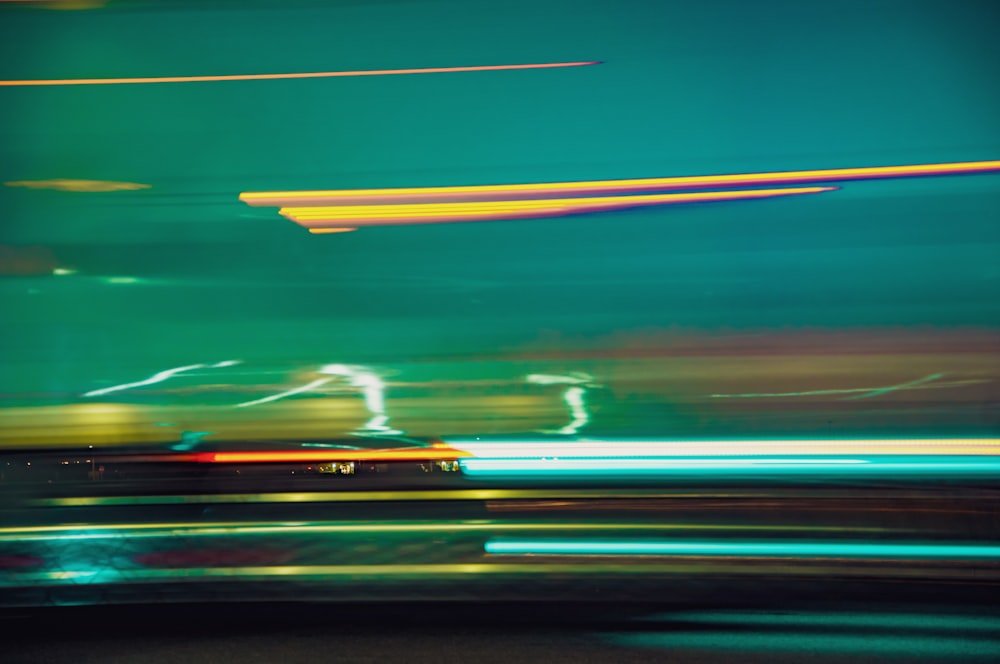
[83,360,239,397]
[83,364,203,397]
[281,188,833,218]
[279,187,833,228]
[0,562,780,585]
[193,447,472,463]
[485,540,1000,559]
[446,438,1000,458]
[0,61,599,86]
[0,520,872,543]
[9,555,999,587]
[240,160,1000,207]
[459,456,1000,478]
[30,489,765,508]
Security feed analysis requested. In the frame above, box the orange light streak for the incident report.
[0,62,599,87]
[240,160,1000,207]
[201,447,472,463]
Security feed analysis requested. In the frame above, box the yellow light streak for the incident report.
[280,187,834,222]
[0,520,882,542]
[239,160,1000,206]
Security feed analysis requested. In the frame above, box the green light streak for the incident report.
[485,539,1000,559]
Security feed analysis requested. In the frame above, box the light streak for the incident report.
[32,489,755,508]
[445,438,1000,458]
[239,160,1000,206]
[278,187,835,228]
[0,520,874,543]
[709,373,953,399]
[0,563,679,585]
[83,364,203,397]
[310,227,357,234]
[458,456,1000,478]
[0,62,599,87]
[84,360,241,397]
[526,373,592,386]
[527,373,595,435]
[234,377,333,408]
[559,386,589,435]
[844,373,947,401]
[484,539,1000,559]
[200,447,470,463]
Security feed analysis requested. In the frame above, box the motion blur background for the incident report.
[0,1,999,661]
[1,0,998,443]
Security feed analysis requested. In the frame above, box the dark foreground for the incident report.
[4,602,1000,664]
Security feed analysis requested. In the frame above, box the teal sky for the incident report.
[0,0,998,439]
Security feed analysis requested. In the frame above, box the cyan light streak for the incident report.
[459,456,1000,478]
[445,438,1000,458]
[84,361,240,397]
[484,540,1000,559]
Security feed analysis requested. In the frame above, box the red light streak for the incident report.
[191,447,472,463]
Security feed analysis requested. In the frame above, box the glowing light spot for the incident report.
[104,276,139,284]
[4,179,150,192]
[51,267,76,276]
[0,62,599,87]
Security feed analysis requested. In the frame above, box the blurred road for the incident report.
[5,602,1000,664]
